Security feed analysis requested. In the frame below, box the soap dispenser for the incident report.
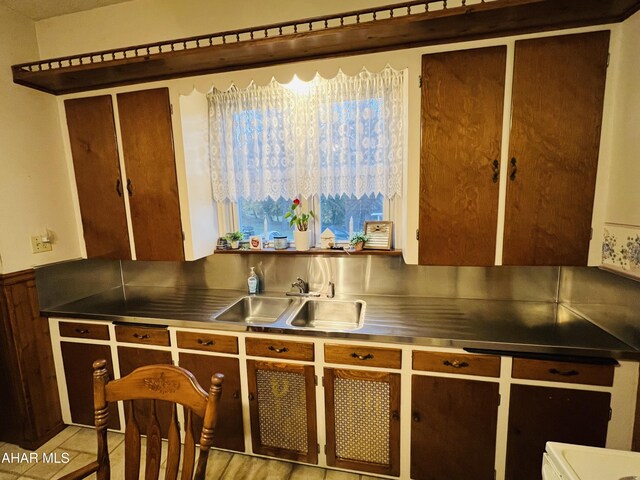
[248,267,259,294]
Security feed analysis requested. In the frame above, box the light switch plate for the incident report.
[31,235,52,253]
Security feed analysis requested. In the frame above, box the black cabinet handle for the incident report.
[391,411,400,421]
[115,178,122,197]
[412,412,421,423]
[443,360,469,369]
[492,159,500,183]
[549,368,579,377]
[509,157,517,181]
[268,346,289,353]
[126,178,133,196]
[197,339,215,346]
[248,393,255,401]
[233,391,240,400]
[75,328,89,334]
[351,352,374,361]
[133,333,150,340]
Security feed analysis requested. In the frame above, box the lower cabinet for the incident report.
[324,368,401,476]
[246,360,318,464]
[505,384,611,480]
[178,352,245,452]
[117,345,173,438]
[60,341,120,430]
[411,375,499,480]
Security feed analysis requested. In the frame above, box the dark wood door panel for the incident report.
[503,31,610,265]
[419,46,506,265]
[411,375,499,480]
[178,353,245,452]
[117,346,173,437]
[505,384,610,480]
[61,342,120,429]
[65,96,131,260]
[116,88,184,261]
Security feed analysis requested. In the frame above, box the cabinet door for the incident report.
[247,360,317,464]
[60,342,120,429]
[505,384,610,480]
[65,96,131,260]
[116,88,184,261]
[324,368,401,476]
[178,353,244,452]
[503,31,609,265]
[117,346,173,437]
[419,46,506,265]
[411,375,499,480]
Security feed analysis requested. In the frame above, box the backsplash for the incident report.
[36,253,559,304]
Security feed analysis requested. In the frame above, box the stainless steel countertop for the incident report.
[42,286,638,359]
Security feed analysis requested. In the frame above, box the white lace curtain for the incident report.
[208,67,405,202]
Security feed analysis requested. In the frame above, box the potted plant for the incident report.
[284,198,315,251]
[349,232,370,251]
[226,231,243,249]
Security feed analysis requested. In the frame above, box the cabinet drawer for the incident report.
[176,331,238,354]
[325,343,401,369]
[59,321,110,341]
[413,351,501,378]
[511,358,615,386]
[245,337,314,361]
[115,325,170,347]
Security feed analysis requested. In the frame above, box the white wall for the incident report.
[0,5,81,274]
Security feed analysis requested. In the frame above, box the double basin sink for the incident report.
[212,295,365,331]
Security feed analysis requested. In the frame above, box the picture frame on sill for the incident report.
[363,221,393,250]
[249,236,263,250]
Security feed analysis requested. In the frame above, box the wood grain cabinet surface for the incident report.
[324,343,401,369]
[413,350,501,377]
[419,31,610,266]
[245,337,314,361]
[65,88,184,261]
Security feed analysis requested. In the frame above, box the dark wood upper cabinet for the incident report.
[419,46,506,265]
[65,96,131,260]
[411,375,499,480]
[503,31,610,265]
[116,88,184,261]
[419,31,610,266]
[505,384,611,480]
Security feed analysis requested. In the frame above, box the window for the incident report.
[208,67,406,247]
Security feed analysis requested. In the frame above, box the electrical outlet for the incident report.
[31,235,52,253]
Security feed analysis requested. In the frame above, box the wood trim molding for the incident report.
[11,0,640,95]
[0,269,65,449]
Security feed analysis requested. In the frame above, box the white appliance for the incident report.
[543,442,640,480]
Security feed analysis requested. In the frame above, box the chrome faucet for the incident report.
[291,277,309,294]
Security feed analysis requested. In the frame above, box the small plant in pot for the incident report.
[349,232,369,251]
[285,198,315,251]
[226,231,244,249]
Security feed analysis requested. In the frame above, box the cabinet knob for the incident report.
[74,328,89,334]
[548,368,579,377]
[197,338,215,346]
[268,346,289,354]
[233,391,240,400]
[350,352,374,361]
[412,412,421,423]
[443,359,469,369]
[392,411,400,421]
[133,333,150,340]
[492,159,500,183]
[248,393,255,401]
[509,157,518,181]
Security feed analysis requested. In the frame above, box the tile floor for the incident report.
[0,427,382,480]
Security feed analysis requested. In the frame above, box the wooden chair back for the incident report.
[60,359,224,480]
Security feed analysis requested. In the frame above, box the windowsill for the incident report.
[215,247,402,256]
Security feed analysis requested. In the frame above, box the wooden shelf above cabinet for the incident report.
[12,0,640,95]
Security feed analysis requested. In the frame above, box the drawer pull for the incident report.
[248,393,255,401]
[392,411,400,421]
[412,412,421,423]
[443,360,469,369]
[197,339,215,346]
[133,333,150,340]
[549,368,579,377]
[232,391,240,400]
[351,352,374,361]
[74,328,90,334]
[268,346,289,354]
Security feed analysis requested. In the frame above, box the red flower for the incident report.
[293,198,300,205]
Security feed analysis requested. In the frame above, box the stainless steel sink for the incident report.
[214,296,293,324]
[289,299,365,330]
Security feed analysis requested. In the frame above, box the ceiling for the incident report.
[0,0,133,20]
